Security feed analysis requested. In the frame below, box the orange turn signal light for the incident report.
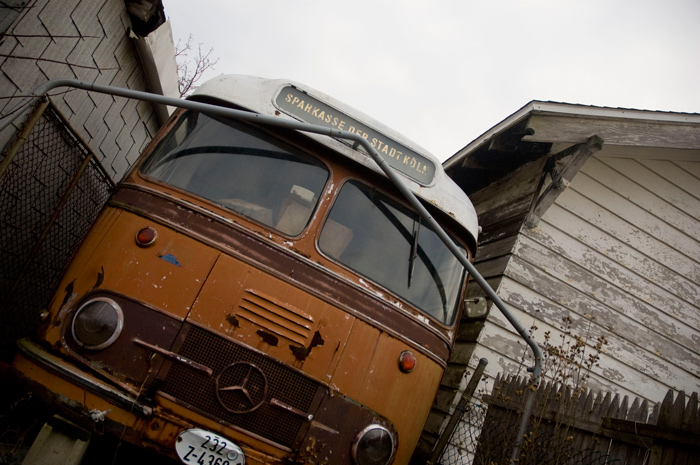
[135,227,158,247]
[398,350,416,373]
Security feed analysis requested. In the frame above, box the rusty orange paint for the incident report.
[188,254,354,383]
[331,320,444,464]
[55,208,218,320]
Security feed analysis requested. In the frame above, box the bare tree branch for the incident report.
[175,34,219,97]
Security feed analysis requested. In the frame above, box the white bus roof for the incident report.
[191,75,478,245]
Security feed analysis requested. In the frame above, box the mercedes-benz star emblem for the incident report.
[215,362,268,414]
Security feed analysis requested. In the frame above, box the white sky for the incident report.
[164,0,700,161]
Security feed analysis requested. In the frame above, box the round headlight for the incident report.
[71,297,124,350]
[352,424,396,465]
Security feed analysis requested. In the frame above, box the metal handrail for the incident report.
[1,79,542,460]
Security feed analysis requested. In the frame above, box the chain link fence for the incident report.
[438,396,622,465]
[0,101,113,346]
[438,399,487,465]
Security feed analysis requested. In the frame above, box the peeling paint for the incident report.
[92,267,104,290]
[257,329,279,346]
[158,253,181,267]
[290,330,324,361]
[225,314,240,328]
[61,281,75,309]
[416,314,429,325]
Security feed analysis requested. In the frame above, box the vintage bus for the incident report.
[11,75,479,465]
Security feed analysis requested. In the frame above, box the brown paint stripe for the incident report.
[110,185,451,363]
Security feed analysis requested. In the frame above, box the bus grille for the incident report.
[159,325,320,448]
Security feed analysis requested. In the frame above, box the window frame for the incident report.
[317,178,468,326]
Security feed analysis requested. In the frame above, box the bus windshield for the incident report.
[318,180,467,324]
[140,111,329,236]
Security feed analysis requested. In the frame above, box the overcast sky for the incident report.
[164,0,700,161]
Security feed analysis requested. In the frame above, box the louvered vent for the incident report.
[237,290,314,346]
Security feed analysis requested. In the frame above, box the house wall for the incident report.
[0,0,161,182]
[472,151,700,403]
[411,157,550,463]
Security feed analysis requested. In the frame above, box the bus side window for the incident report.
[276,185,312,234]
[318,220,354,258]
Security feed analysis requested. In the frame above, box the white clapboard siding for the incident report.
[472,299,673,402]
[566,172,699,262]
[676,159,700,179]
[507,256,697,387]
[555,181,699,283]
[583,157,700,242]
[640,158,700,200]
[529,203,699,330]
[602,157,700,221]
[470,152,700,405]
[505,243,699,375]
[536,204,699,311]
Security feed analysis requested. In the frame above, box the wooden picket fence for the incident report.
[466,374,700,465]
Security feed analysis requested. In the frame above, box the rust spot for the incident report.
[257,329,279,346]
[92,266,104,290]
[294,436,328,465]
[225,314,240,327]
[291,247,310,259]
[60,280,74,308]
[290,330,324,361]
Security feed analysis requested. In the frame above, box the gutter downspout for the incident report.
[130,20,180,125]
[0,79,543,461]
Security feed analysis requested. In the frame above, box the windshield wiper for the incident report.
[408,217,421,288]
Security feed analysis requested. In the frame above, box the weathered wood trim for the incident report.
[474,255,512,281]
[476,216,523,245]
[474,235,519,262]
[470,157,547,214]
[525,135,603,227]
[525,114,700,149]
[597,145,700,160]
[476,195,531,229]
[602,418,700,448]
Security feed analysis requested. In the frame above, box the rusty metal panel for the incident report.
[188,253,354,380]
[48,208,220,322]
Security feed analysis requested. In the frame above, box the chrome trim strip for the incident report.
[269,398,313,422]
[133,338,213,377]
[16,339,153,417]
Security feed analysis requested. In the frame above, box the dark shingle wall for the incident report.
[0,0,160,181]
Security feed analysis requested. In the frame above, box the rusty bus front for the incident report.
[11,75,479,465]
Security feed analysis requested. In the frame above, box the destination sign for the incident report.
[274,86,436,185]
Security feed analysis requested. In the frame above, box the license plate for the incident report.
[175,428,245,465]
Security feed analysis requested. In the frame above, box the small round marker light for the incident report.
[398,350,417,373]
[135,226,157,247]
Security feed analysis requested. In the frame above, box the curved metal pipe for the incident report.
[1,79,542,459]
